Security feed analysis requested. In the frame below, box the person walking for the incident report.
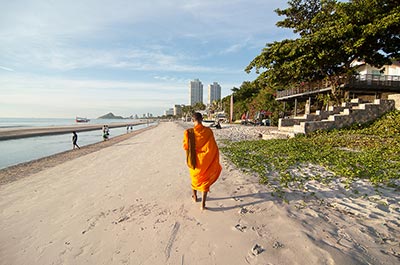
[102,125,109,141]
[183,112,222,210]
[72,131,80,149]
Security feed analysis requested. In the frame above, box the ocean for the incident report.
[0,118,152,170]
[0,117,139,128]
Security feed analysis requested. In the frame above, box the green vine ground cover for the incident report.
[221,110,400,192]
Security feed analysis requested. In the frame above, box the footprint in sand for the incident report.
[239,207,248,214]
[232,196,243,202]
[272,241,284,249]
[251,244,264,255]
[234,223,247,232]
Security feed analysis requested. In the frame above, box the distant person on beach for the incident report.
[183,112,222,210]
[72,131,80,149]
[102,125,109,141]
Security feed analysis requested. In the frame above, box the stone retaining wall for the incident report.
[280,99,395,135]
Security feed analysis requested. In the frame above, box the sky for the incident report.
[0,0,293,118]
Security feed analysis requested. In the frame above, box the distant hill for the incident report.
[97,112,124,119]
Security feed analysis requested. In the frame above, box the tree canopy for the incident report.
[221,81,283,125]
[246,0,400,90]
[223,0,399,122]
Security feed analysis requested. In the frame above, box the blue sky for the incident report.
[0,0,293,118]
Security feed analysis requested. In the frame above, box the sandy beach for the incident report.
[0,122,399,265]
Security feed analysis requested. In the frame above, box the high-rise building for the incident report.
[208,82,221,105]
[189,79,203,106]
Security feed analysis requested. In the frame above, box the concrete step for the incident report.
[339,109,351,115]
[278,126,295,132]
[267,130,294,139]
[353,103,366,110]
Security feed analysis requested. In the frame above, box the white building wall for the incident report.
[352,60,400,76]
[387,62,400,75]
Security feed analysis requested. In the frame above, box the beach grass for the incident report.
[221,110,400,191]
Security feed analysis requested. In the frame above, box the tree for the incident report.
[230,82,261,120]
[209,100,222,114]
[246,0,400,103]
[248,87,284,125]
[193,102,206,111]
[339,0,400,66]
[181,105,194,121]
[220,81,282,122]
[231,81,262,102]
[221,95,233,120]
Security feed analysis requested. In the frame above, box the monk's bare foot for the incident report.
[191,195,198,202]
[200,205,207,210]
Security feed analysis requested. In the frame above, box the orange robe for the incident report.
[183,124,222,192]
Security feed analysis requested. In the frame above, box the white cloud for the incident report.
[219,38,254,54]
[0,0,291,73]
[1,42,239,73]
[0,66,14,72]
[154,75,189,83]
[1,0,288,44]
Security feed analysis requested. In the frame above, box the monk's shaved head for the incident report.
[192,112,203,122]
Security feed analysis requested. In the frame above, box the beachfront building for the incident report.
[208,82,221,105]
[189,79,203,106]
[351,60,400,76]
[164,108,174,116]
[174,105,182,116]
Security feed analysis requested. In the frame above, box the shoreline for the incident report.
[0,124,157,186]
[0,121,150,140]
[0,122,269,186]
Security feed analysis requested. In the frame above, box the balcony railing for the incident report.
[347,74,400,88]
[276,74,400,100]
[276,82,333,99]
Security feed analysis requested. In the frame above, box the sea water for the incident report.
[0,117,138,128]
[0,118,152,169]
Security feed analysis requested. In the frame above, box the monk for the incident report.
[183,112,222,210]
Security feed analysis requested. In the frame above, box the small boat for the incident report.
[76,117,90,123]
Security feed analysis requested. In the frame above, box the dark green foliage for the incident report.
[223,0,399,128]
[246,0,400,89]
[193,102,206,111]
[222,81,284,125]
[224,1,400,127]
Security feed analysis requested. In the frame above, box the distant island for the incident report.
[97,112,124,119]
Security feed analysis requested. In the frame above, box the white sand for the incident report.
[0,122,398,265]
